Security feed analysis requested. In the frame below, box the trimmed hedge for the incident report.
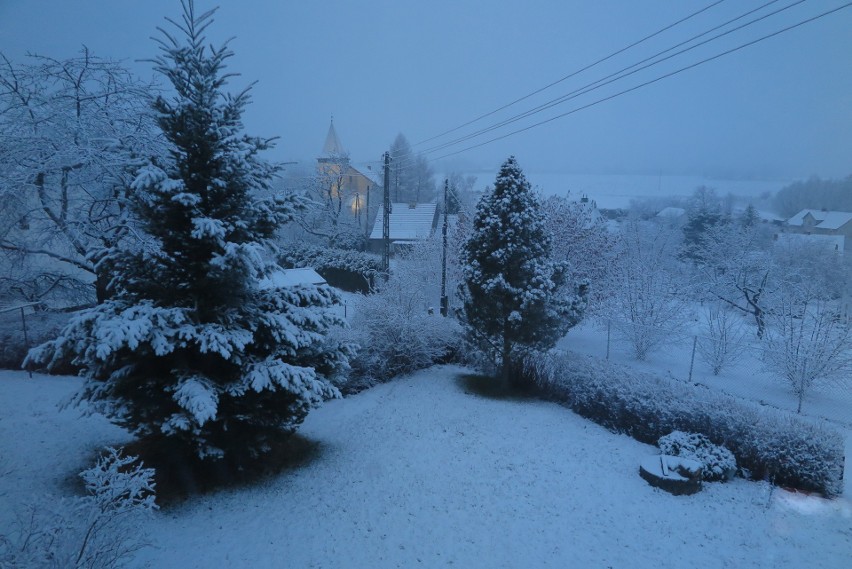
[526,351,845,497]
[278,244,382,293]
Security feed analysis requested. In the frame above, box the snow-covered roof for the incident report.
[350,164,382,187]
[656,206,686,218]
[259,268,326,289]
[776,232,845,254]
[369,202,437,241]
[786,209,852,230]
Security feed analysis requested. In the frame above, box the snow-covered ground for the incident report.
[461,171,789,210]
[1,366,850,568]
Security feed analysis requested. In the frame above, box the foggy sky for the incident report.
[1,0,850,180]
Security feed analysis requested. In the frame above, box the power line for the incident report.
[421,0,800,156]
[414,0,729,148]
[427,2,852,162]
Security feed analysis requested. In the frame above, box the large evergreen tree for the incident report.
[459,157,585,386]
[27,1,351,464]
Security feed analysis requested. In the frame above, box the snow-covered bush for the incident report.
[526,351,845,496]
[345,275,462,391]
[657,431,737,481]
[0,448,156,569]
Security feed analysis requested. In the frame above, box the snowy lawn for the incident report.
[1,367,850,568]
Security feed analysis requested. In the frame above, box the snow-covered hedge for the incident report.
[526,351,845,497]
[278,244,382,292]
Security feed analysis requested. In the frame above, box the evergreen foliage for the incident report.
[388,133,436,203]
[681,186,729,262]
[740,203,759,228]
[459,157,585,385]
[26,1,352,464]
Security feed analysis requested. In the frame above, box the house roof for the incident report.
[369,202,437,241]
[786,209,852,230]
[656,206,686,219]
[349,164,382,187]
[259,268,327,289]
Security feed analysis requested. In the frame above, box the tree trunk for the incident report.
[95,272,109,304]
[501,325,512,386]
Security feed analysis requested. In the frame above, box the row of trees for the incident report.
[606,187,851,412]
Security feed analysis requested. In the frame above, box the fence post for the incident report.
[606,320,611,360]
[20,306,32,378]
[688,335,698,382]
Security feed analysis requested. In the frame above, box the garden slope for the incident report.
[1,367,850,568]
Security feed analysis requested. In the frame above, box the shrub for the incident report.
[526,351,845,497]
[0,448,156,569]
[342,278,462,392]
[658,431,737,482]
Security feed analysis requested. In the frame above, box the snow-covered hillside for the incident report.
[1,367,849,568]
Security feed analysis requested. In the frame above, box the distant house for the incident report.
[368,202,439,255]
[784,209,852,251]
[781,209,852,320]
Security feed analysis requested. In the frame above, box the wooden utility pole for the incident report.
[382,152,391,274]
[440,178,449,316]
[365,185,371,239]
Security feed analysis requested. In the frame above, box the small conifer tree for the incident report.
[459,157,585,386]
[27,0,352,464]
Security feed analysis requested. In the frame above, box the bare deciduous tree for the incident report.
[0,50,161,306]
[604,221,691,361]
[762,240,852,412]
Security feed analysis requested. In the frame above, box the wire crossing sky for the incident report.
[1,0,850,179]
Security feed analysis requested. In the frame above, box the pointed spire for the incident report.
[322,116,345,156]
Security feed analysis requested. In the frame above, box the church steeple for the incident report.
[322,116,345,156]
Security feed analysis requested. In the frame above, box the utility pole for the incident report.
[382,152,391,275]
[364,185,371,239]
[440,178,449,316]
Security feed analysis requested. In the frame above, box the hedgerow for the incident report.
[278,243,382,292]
[525,351,845,497]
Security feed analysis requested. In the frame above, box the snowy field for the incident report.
[1,366,850,568]
[461,171,790,210]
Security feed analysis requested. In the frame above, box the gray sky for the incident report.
[1,0,850,180]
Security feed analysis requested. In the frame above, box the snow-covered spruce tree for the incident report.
[26,1,351,465]
[459,157,586,386]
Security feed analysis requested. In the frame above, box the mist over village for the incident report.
[1,1,850,568]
